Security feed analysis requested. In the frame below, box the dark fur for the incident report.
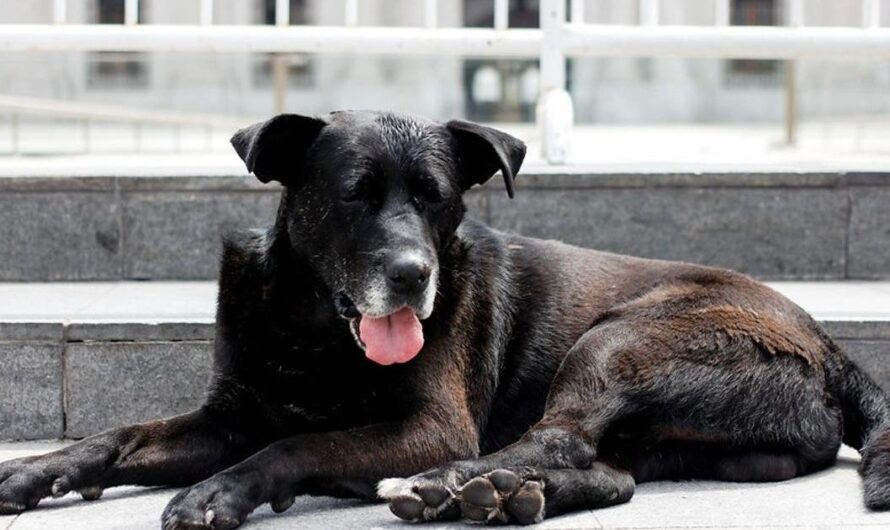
[1,111,888,528]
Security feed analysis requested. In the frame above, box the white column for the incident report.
[344,0,359,27]
[639,0,659,26]
[494,0,509,30]
[787,0,804,27]
[784,0,803,145]
[570,0,585,24]
[862,0,881,28]
[714,0,730,26]
[124,0,138,25]
[273,0,291,113]
[538,0,573,164]
[424,0,438,28]
[276,0,290,26]
[200,0,214,26]
[53,0,67,24]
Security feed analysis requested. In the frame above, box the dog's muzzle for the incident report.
[335,292,361,319]
[384,255,431,298]
[334,264,438,366]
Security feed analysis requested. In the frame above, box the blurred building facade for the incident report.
[0,0,889,123]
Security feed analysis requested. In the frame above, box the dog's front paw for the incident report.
[0,456,106,514]
[161,473,257,530]
[378,470,461,522]
[381,468,546,525]
[0,458,50,514]
[458,469,544,525]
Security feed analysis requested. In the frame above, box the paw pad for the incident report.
[379,477,458,522]
[506,481,545,524]
[457,470,545,525]
[79,486,104,501]
[270,495,295,513]
[388,494,426,521]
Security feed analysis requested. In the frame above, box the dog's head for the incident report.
[231,111,525,365]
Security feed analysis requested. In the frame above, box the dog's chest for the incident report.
[257,333,411,430]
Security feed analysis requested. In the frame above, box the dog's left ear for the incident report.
[446,120,526,198]
[230,113,326,185]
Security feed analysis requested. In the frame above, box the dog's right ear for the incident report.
[446,119,526,199]
[230,113,326,185]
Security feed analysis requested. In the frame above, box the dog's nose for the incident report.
[385,256,431,294]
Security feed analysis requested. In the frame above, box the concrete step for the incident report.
[1,170,888,281]
[0,442,888,529]
[1,281,889,442]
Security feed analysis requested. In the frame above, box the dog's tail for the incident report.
[833,347,890,509]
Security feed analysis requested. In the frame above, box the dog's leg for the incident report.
[161,357,479,530]
[383,422,641,524]
[379,424,616,523]
[384,323,638,522]
[713,449,836,482]
[393,309,846,523]
[453,464,634,524]
[160,412,479,530]
[447,447,830,525]
[0,408,258,514]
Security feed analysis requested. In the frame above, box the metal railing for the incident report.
[0,0,888,163]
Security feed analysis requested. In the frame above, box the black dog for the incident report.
[1,111,889,528]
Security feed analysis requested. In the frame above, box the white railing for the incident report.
[0,94,245,154]
[1,0,889,163]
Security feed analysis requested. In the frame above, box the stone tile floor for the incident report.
[0,281,888,323]
[2,443,889,529]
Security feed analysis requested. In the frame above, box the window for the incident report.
[87,0,150,90]
[462,0,543,122]
[725,0,783,86]
[253,0,314,88]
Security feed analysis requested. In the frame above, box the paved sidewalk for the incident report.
[1,443,889,529]
[1,281,889,324]
[0,282,216,323]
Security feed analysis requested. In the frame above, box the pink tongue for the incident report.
[359,307,424,365]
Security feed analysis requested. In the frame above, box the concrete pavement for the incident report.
[1,281,889,324]
[2,443,889,529]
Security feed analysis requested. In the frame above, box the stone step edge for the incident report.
[1,170,889,192]
[0,321,214,343]
[0,319,888,344]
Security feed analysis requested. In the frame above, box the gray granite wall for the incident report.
[1,320,888,440]
[0,323,214,441]
[1,172,887,281]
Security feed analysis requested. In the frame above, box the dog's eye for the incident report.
[341,179,367,203]
[414,179,444,203]
[341,189,362,203]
